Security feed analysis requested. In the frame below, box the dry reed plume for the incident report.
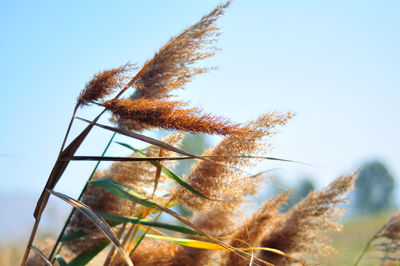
[23,1,362,266]
[355,210,400,265]
[104,98,249,135]
[78,64,135,107]
[259,173,356,264]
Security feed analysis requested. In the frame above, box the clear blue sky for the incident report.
[0,0,399,204]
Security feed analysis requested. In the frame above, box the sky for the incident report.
[0,0,399,208]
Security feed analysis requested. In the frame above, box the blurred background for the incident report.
[0,0,399,265]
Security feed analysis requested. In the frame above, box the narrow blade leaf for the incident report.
[89,178,251,262]
[146,234,229,250]
[34,113,102,219]
[99,212,201,236]
[145,235,302,265]
[67,242,109,266]
[29,245,53,266]
[54,255,68,266]
[89,178,159,209]
[62,155,194,162]
[46,189,133,266]
[60,230,86,242]
[77,117,202,157]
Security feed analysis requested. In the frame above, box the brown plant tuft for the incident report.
[77,64,134,107]
[105,98,249,135]
[130,2,230,101]
[259,172,357,265]
[377,211,400,241]
[224,193,289,266]
[115,239,195,266]
[175,112,293,212]
[374,211,400,265]
[112,2,231,131]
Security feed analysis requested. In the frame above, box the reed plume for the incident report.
[377,211,400,265]
[259,172,357,264]
[111,1,231,132]
[121,239,191,266]
[77,64,134,107]
[355,210,400,265]
[22,1,365,265]
[130,2,230,101]
[104,98,249,135]
[224,193,289,266]
[377,211,400,241]
[175,112,293,212]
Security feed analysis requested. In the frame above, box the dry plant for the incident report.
[355,211,400,266]
[22,2,359,266]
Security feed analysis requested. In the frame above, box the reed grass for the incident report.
[22,1,391,265]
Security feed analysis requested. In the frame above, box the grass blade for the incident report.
[34,115,101,219]
[62,155,308,166]
[146,234,228,250]
[89,178,255,263]
[99,212,201,236]
[76,117,213,162]
[89,178,160,209]
[29,245,53,266]
[62,156,194,162]
[59,231,86,242]
[54,255,68,266]
[46,189,133,266]
[145,235,302,265]
[67,242,109,266]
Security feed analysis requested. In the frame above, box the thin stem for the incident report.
[354,232,379,266]
[21,105,79,266]
[59,104,79,155]
[49,132,116,262]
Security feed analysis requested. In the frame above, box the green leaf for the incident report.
[99,212,201,236]
[89,178,255,262]
[89,178,159,209]
[54,255,68,266]
[67,242,109,266]
[60,230,86,242]
[116,141,212,200]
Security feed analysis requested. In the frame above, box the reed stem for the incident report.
[48,132,117,262]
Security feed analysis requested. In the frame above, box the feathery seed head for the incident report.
[130,2,230,101]
[377,211,400,241]
[112,2,231,131]
[105,98,249,135]
[259,172,357,264]
[224,193,289,266]
[175,112,292,212]
[77,63,134,107]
